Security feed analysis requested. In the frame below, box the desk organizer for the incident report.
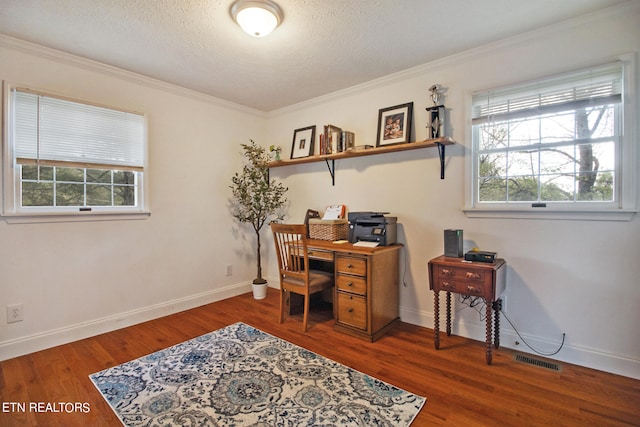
[308,219,348,241]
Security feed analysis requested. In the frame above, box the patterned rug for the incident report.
[90,322,425,426]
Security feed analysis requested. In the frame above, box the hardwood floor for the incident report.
[1,288,639,426]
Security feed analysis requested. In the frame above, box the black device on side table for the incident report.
[464,250,496,263]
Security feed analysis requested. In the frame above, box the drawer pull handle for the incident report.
[442,268,453,276]
[347,282,353,287]
[442,281,454,290]
[347,264,353,268]
[466,272,481,280]
[466,285,480,293]
[348,308,353,313]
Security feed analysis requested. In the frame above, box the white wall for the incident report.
[0,38,267,359]
[1,4,638,380]
[265,4,640,378]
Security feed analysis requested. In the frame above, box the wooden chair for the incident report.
[271,223,334,331]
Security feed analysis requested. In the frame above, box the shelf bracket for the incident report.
[436,142,446,179]
[325,159,335,185]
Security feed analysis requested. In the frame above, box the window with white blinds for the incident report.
[469,61,630,215]
[14,89,144,170]
[3,85,147,216]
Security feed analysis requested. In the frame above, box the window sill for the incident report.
[1,211,151,224]
[463,207,636,222]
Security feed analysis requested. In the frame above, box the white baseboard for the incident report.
[399,306,640,380]
[0,282,251,362]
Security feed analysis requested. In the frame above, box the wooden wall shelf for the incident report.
[268,137,455,184]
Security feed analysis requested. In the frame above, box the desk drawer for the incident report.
[306,247,334,261]
[337,293,367,330]
[336,256,367,277]
[336,274,367,296]
[439,279,487,297]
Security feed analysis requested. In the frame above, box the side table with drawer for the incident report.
[428,255,506,364]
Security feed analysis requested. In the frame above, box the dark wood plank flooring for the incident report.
[1,288,639,426]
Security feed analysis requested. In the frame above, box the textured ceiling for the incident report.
[0,0,629,111]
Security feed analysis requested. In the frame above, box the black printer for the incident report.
[347,212,397,246]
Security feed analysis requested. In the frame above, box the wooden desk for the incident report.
[428,255,506,364]
[306,239,402,342]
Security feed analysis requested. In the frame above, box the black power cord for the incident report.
[457,295,566,356]
[500,309,566,357]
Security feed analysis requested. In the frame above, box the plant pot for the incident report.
[251,281,268,300]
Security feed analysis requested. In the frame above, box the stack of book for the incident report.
[320,125,355,155]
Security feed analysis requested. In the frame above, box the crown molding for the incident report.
[268,1,640,117]
[0,35,267,118]
[1,1,636,118]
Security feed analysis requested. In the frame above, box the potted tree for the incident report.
[230,140,288,299]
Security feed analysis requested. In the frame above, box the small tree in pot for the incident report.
[230,140,287,297]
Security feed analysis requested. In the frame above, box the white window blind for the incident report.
[472,62,622,125]
[13,89,144,171]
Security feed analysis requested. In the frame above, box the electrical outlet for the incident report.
[7,304,23,323]
[225,264,233,276]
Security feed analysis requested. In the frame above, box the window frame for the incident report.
[464,55,638,221]
[2,82,150,223]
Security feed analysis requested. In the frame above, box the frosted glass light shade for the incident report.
[231,0,283,37]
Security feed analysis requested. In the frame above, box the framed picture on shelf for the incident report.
[376,102,413,147]
[290,125,316,159]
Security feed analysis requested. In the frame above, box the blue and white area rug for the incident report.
[90,322,425,426]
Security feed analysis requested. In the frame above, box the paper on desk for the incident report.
[353,241,379,247]
[322,205,345,220]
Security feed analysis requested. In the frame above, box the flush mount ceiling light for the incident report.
[231,0,283,37]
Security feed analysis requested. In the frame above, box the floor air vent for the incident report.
[514,354,562,372]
